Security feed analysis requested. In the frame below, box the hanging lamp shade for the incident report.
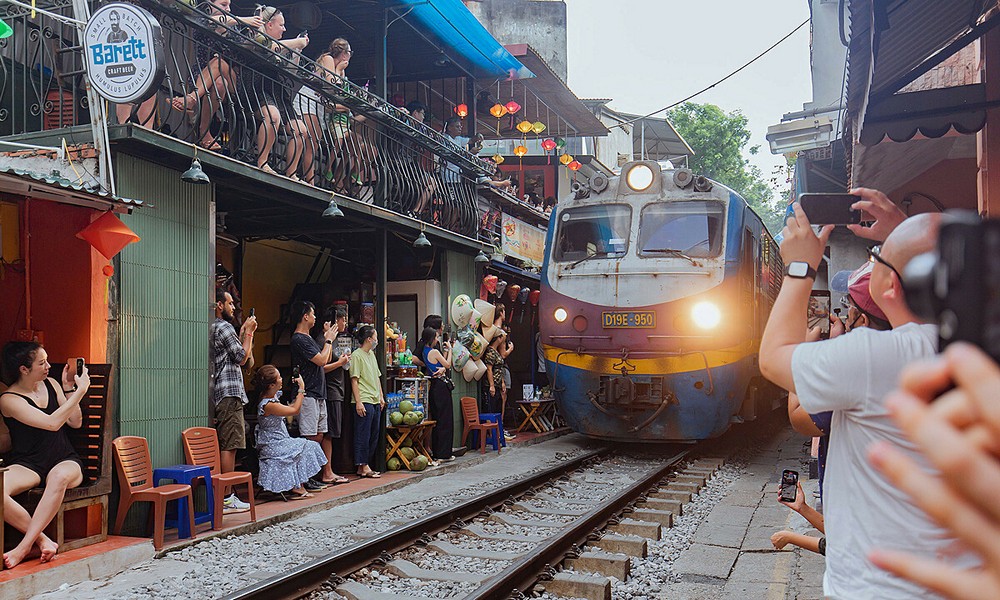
[76,211,141,260]
[531,121,546,134]
[513,145,528,157]
[454,103,468,118]
[555,137,567,149]
[492,154,505,164]
[559,153,573,165]
[516,120,534,134]
[489,103,508,118]
[0,18,12,39]
[504,100,521,114]
[568,160,582,171]
[541,139,557,152]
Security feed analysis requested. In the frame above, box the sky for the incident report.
[564,0,813,194]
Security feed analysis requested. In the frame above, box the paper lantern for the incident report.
[489,103,508,118]
[454,103,468,118]
[76,211,141,260]
[529,289,541,306]
[555,137,567,149]
[516,120,534,134]
[568,160,582,171]
[531,121,546,134]
[541,139,557,152]
[504,100,521,114]
[481,276,498,295]
[513,145,528,157]
[507,284,521,302]
[559,153,573,165]
[492,154,505,164]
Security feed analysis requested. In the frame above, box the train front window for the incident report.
[554,205,632,262]
[638,201,725,258]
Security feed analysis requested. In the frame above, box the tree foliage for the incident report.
[667,102,787,234]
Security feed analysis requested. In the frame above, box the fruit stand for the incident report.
[385,421,436,471]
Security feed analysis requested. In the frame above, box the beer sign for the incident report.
[84,3,164,103]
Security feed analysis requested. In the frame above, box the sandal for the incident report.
[259,163,279,176]
[170,92,199,113]
[322,476,351,485]
[358,470,382,479]
[288,489,313,500]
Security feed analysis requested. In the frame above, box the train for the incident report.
[538,160,787,442]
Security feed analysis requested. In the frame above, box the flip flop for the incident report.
[322,476,350,485]
[288,490,313,500]
[358,471,382,479]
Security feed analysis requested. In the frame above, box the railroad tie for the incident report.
[592,533,648,558]
[638,497,683,516]
[649,489,692,504]
[544,571,612,600]
[427,540,527,560]
[672,473,707,488]
[513,502,588,517]
[336,580,431,600]
[491,513,566,529]
[460,523,548,543]
[384,558,488,583]
[630,508,673,528]
[564,551,631,581]
[609,518,661,540]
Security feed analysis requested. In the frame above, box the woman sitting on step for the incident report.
[252,365,327,500]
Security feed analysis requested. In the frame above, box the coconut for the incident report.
[400,447,417,461]
[409,455,428,471]
[399,400,415,414]
[389,411,404,426]
[386,457,402,471]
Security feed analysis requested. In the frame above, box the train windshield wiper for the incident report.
[643,248,697,264]
[568,251,610,269]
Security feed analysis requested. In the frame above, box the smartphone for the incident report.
[291,365,300,380]
[808,290,831,338]
[799,193,862,225]
[780,469,799,503]
[76,358,85,377]
[248,307,255,318]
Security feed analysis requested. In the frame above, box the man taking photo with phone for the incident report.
[759,192,979,599]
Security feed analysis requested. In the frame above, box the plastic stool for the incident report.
[477,413,505,450]
[153,464,214,538]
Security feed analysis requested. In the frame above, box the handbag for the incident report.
[441,375,456,392]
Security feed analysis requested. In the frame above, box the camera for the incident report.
[902,213,1000,362]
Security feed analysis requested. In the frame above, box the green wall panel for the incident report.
[115,153,213,467]
[444,250,477,446]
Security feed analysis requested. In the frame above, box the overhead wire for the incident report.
[608,18,809,130]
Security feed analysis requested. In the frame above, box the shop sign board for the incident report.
[501,214,545,265]
[84,3,165,104]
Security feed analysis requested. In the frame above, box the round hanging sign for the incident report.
[84,3,165,104]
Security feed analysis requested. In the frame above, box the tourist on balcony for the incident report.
[170,0,262,151]
[246,6,310,179]
[0,342,88,568]
[252,366,327,500]
[404,100,438,218]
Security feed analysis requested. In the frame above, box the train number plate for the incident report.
[602,311,656,328]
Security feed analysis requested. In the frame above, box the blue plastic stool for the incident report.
[153,464,214,538]
[476,412,505,450]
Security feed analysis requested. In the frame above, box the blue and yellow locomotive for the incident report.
[539,161,786,442]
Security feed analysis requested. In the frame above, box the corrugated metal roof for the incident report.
[0,166,143,206]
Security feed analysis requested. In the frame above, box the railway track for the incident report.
[222,446,723,600]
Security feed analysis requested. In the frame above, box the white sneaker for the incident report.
[223,493,251,514]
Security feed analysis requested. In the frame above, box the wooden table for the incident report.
[386,421,437,469]
[515,400,557,433]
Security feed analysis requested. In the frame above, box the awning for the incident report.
[474,45,607,139]
[616,112,694,163]
[397,0,533,79]
[847,0,1000,145]
[0,166,142,210]
[488,258,540,283]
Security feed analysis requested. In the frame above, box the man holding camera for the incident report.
[290,300,337,492]
[760,192,979,599]
[211,289,255,513]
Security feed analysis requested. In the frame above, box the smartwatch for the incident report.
[324,339,333,345]
[784,261,817,280]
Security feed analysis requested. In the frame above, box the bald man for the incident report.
[760,200,980,599]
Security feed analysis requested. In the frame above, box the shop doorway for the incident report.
[388,294,419,349]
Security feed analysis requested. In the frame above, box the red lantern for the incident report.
[540,139,557,152]
[454,103,468,118]
[76,211,141,260]
[504,100,521,114]
[567,160,582,171]
[529,289,541,306]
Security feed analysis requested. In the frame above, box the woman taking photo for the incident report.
[252,365,327,500]
[350,326,385,478]
[0,342,89,568]
[420,327,454,463]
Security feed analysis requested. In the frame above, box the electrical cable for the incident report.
[608,18,809,130]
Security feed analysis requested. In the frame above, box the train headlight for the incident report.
[691,302,721,329]
[626,164,655,192]
[554,307,569,323]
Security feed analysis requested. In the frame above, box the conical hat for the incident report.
[462,358,478,382]
[481,324,501,343]
[473,299,496,328]
[469,308,483,331]
[468,332,489,359]
[451,341,471,370]
[473,359,488,381]
[451,294,473,328]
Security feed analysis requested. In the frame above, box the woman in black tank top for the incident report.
[1,341,89,569]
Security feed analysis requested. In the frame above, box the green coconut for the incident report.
[386,457,402,471]
[401,437,413,448]
[400,447,417,461]
[389,411,404,426]
[403,411,419,425]
[399,400,415,414]
[409,455,429,471]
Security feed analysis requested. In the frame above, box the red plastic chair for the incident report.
[181,427,256,526]
[460,397,500,454]
[112,436,195,550]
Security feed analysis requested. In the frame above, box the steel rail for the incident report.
[221,448,608,600]
[466,448,691,600]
